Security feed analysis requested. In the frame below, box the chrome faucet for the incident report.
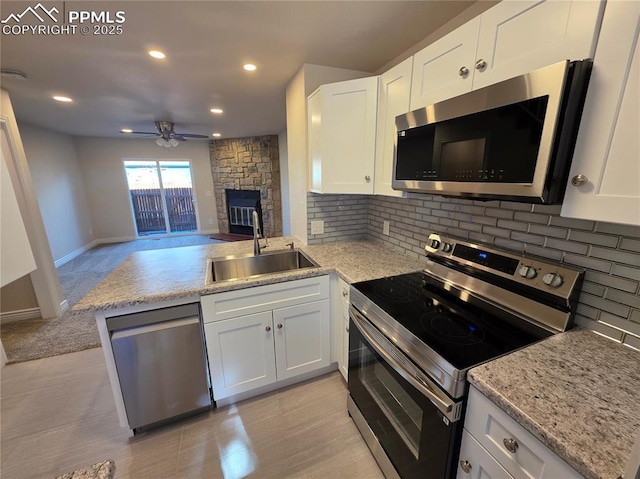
[252,210,267,255]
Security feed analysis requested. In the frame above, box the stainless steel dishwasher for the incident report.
[108,303,211,432]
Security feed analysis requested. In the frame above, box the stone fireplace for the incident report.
[210,136,282,238]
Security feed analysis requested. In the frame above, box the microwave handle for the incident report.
[349,305,458,421]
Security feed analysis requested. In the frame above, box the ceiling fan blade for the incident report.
[177,133,210,138]
[125,131,158,135]
[172,135,187,141]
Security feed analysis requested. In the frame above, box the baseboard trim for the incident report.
[54,239,100,268]
[0,307,41,324]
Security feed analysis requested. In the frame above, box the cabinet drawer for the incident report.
[201,276,330,323]
[457,430,513,479]
[465,386,581,479]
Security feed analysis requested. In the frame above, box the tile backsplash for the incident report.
[308,192,640,349]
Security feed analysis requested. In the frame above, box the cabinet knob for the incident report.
[459,460,472,473]
[265,325,271,332]
[458,66,469,77]
[277,323,283,329]
[342,289,348,298]
[503,437,519,453]
[571,174,588,187]
[365,175,371,181]
[475,59,487,71]
[346,326,350,333]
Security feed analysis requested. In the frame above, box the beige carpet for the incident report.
[1,235,223,363]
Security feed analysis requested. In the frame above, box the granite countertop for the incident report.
[468,328,640,479]
[73,237,426,311]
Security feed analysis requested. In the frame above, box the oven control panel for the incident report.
[424,233,583,297]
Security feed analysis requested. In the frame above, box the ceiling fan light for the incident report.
[156,138,170,147]
[169,138,179,147]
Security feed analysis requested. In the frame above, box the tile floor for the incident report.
[0,348,383,478]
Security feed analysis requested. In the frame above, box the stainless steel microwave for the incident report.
[392,60,592,203]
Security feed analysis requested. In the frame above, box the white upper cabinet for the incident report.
[410,17,480,110]
[561,0,640,226]
[308,76,378,194]
[375,57,413,197]
[473,0,604,89]
[410,0,604,111]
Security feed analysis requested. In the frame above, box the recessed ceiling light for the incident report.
[53,95,73,102]
[210,108,223,114]
[1,69,27,80]
[212,133,222,137]
[121,128,133,133]
[148,50,166,59]
[243,64,257,71]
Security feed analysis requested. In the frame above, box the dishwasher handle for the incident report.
[110,316,200,340]
[107,303,201,332]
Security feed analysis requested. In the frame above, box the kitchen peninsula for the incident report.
[74,237,640,479]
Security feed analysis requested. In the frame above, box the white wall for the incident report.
[0,90,64,319]
[19,122,94,263]
[285,64,370,243]
[73,137,218,241]
[278,130,290,236]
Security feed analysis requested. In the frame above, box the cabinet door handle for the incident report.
[571,174,588,186]
[503,437,519,453]
[365,175,371,181]
[459,460,472,473]
[342,290,348,298]
[265,325,271,332]
[458,66,469,77]
[475,59,487,71]
[277,323,283,329]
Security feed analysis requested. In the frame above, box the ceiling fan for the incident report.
[124,121,209,147]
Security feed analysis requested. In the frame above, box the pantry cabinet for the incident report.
[308,76,378,194]
[561,0,640,226]
[410,0,604,110]
[201,276,331,401]
[374,57,413,197]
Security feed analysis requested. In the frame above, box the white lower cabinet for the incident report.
[458,386,582,479]
[331,275,350,381]
[204,311,277,399]
[273,300,331,381]
[202,276,331,401]
[458,431,512,479]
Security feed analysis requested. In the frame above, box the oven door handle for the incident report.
[349,305,459,421]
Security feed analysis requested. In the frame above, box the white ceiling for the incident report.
[1,1,476,141]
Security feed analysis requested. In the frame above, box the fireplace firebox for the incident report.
[225,189,263,236]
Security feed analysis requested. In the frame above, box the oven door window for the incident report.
[348,319,462,479]
[360,346,422,459]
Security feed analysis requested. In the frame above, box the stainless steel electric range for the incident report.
[347,233,584,479]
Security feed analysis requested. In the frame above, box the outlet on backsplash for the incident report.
[311,220,324,235]
[383,221,390,236]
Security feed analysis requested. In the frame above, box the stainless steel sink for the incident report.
[205,249,318,284]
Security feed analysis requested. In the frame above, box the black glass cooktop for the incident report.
[353,272,551,371]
